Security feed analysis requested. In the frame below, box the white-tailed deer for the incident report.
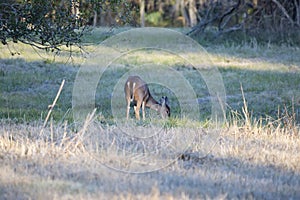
[125,76,170,120]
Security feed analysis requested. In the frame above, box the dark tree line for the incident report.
[137,0,300,39]
[185,0,300,37]
[1,0,299,52]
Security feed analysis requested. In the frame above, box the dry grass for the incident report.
[0,105,299,199]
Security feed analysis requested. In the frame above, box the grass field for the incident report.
[0,27,299,199]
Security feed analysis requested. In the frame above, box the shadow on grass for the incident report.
[1,152,299,199]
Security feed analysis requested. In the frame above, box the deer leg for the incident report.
[126,98,131,120]
[135,100,142,120]
[133,105,137,116]
[126,100,130,120]
[142,101,145,120]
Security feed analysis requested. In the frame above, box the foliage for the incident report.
[145,12,164,26]
[136,0,300,44]
[1,0,300,52]
[0,0,136,53]
[187,0,300,43]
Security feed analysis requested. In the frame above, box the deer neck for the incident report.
[146,95,161,111]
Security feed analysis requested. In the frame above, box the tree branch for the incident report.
[272,0,295,26]
[218,0,241,31]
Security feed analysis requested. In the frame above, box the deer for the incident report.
[124,75,170,120]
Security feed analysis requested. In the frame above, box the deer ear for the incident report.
[160,96,169,106]
[164,96,169,105]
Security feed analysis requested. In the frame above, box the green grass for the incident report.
[0,58,76,122]
[1,37,299,124]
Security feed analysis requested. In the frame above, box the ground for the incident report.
[0,27,299,199]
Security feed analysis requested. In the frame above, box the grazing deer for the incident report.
[124,76,170,120]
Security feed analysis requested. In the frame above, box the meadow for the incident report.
[0,27,299,199]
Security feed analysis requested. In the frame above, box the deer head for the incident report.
[159,96,170,119]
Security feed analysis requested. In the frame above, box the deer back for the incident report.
[125,75,150,103]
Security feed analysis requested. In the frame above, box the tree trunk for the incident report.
[71,0,79,17]
[180,0,188,27]
[174,0,180,19]
[294,0,300,26]
[188,0,197,27]
[158,0,164,13]
[140,0,145,27]
[93,10,97,27]
[253,0,258,8]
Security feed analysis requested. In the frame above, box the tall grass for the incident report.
[0,95,299,199]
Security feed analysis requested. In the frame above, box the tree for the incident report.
[0,0,83,53]
[187,0,300,40]
[188,0,197,27]
[0,0,136,54]
[140,0,145,27]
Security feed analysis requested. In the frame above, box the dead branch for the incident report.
[41,79,65,133]
[218,0,241,31]
[272,0,295,26]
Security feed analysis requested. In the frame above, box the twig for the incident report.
[41,79,65,133]
[240,83,250,127]
[63,108,97,152]
[78,108,97,137]
[30,44,47,60]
